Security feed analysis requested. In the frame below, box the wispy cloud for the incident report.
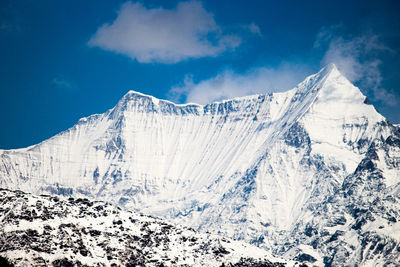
[316,25,397,105]
[242,23,262,36]
[168,63,310,104]
[169,24,397,106]
[52,76,75,91]
[88,1,259,63]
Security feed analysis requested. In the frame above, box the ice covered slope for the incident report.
[0,189,296,267]
[0,64,399,265]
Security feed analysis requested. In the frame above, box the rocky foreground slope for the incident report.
[0,64,399,265]
[0,189,300,267]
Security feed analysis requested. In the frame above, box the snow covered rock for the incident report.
[0,64,399,265]
[0,189,298,267]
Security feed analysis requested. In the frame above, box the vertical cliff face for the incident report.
[0,64,399,265]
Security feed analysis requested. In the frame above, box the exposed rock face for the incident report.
[0,189,296,267]
[280,125,400,266]
[0,64,399,265]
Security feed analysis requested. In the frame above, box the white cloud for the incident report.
[88,1,244,63]
[168,64,310,104]
[169,24,396,107]
[316,26,397,105]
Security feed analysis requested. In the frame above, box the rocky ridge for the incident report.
[0,188,299,267]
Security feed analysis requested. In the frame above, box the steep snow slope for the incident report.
[0,64,399,265]
[0,189,297,267]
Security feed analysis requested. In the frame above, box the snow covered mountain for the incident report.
[0,188,297,267]
[0,64,399,265]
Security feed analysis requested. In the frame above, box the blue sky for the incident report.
[1,0,399,149]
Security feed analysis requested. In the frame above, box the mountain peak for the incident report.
[120,90,161,105]
[292,63,366,106]
[296,63,386,127]
[319,63,338,77]
[319,63,347,84]
[318,64,366,102]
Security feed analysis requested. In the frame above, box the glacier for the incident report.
[1,64,399,266]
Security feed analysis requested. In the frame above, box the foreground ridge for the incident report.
[0,188,299,267]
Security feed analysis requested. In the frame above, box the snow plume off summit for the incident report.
[1,64,399,266]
